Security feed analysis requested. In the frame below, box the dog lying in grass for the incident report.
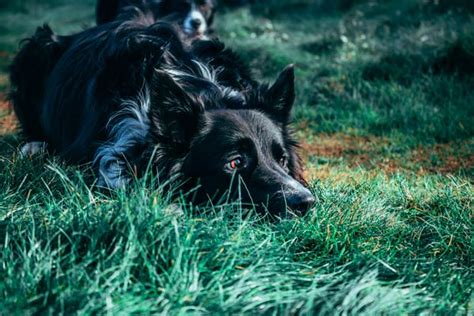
[9,1,314,216]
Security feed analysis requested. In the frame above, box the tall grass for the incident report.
[1,155,472,313]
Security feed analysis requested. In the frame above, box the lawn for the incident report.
[0,0,473,314]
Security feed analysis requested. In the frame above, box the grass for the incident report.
[0,0,473,314]
[218,0,474,142]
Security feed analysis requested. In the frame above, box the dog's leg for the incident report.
[94,91,151,189]
[20,141,48,157]
[93,24,185,189]
[10,25,68,142]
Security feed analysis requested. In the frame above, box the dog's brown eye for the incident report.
[226,158,243,171]
[279,156,288,168]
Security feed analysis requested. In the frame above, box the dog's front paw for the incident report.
[97,159,131,189]
[20,142,48,157]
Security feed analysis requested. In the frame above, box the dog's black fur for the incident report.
[10,3,314,216]
[10,0,217,137]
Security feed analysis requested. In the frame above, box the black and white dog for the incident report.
[11,0,217,150]
[10,2,314,216]
[96,0,217,38]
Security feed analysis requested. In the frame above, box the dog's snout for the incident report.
[280,178,315,215]
[190,18,202,28]
[264,175,316,216]
[286,189,315,215]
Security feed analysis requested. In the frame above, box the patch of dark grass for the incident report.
[300,36,343,56]
[420,0,474,14]
[432,41,474,75]
[362,39,474,83]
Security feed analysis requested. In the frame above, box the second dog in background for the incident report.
[96,0,217,38]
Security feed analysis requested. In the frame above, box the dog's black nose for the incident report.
[190,18,202,29]
[286,190,315,215]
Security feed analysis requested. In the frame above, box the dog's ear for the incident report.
[262,64,295,124]
[149,71,204,150]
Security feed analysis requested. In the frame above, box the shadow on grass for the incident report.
[235,0,474,23]
[362,41,474,83]
[300,36,343,56]
[0,133,19,157]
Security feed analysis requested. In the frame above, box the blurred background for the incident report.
[0,0,473,176]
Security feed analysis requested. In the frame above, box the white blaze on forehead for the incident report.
[184,4,207,34]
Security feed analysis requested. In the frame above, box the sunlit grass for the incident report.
[1,153,472,313]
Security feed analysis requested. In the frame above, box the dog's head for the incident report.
[157,0,217,37]
[149,64,314,217]
[98,0,217,33]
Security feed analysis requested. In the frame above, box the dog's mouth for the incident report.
[184,29,204,38]
[183,26,208,39]
[218,192,315,218]
[187,185,315,218]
